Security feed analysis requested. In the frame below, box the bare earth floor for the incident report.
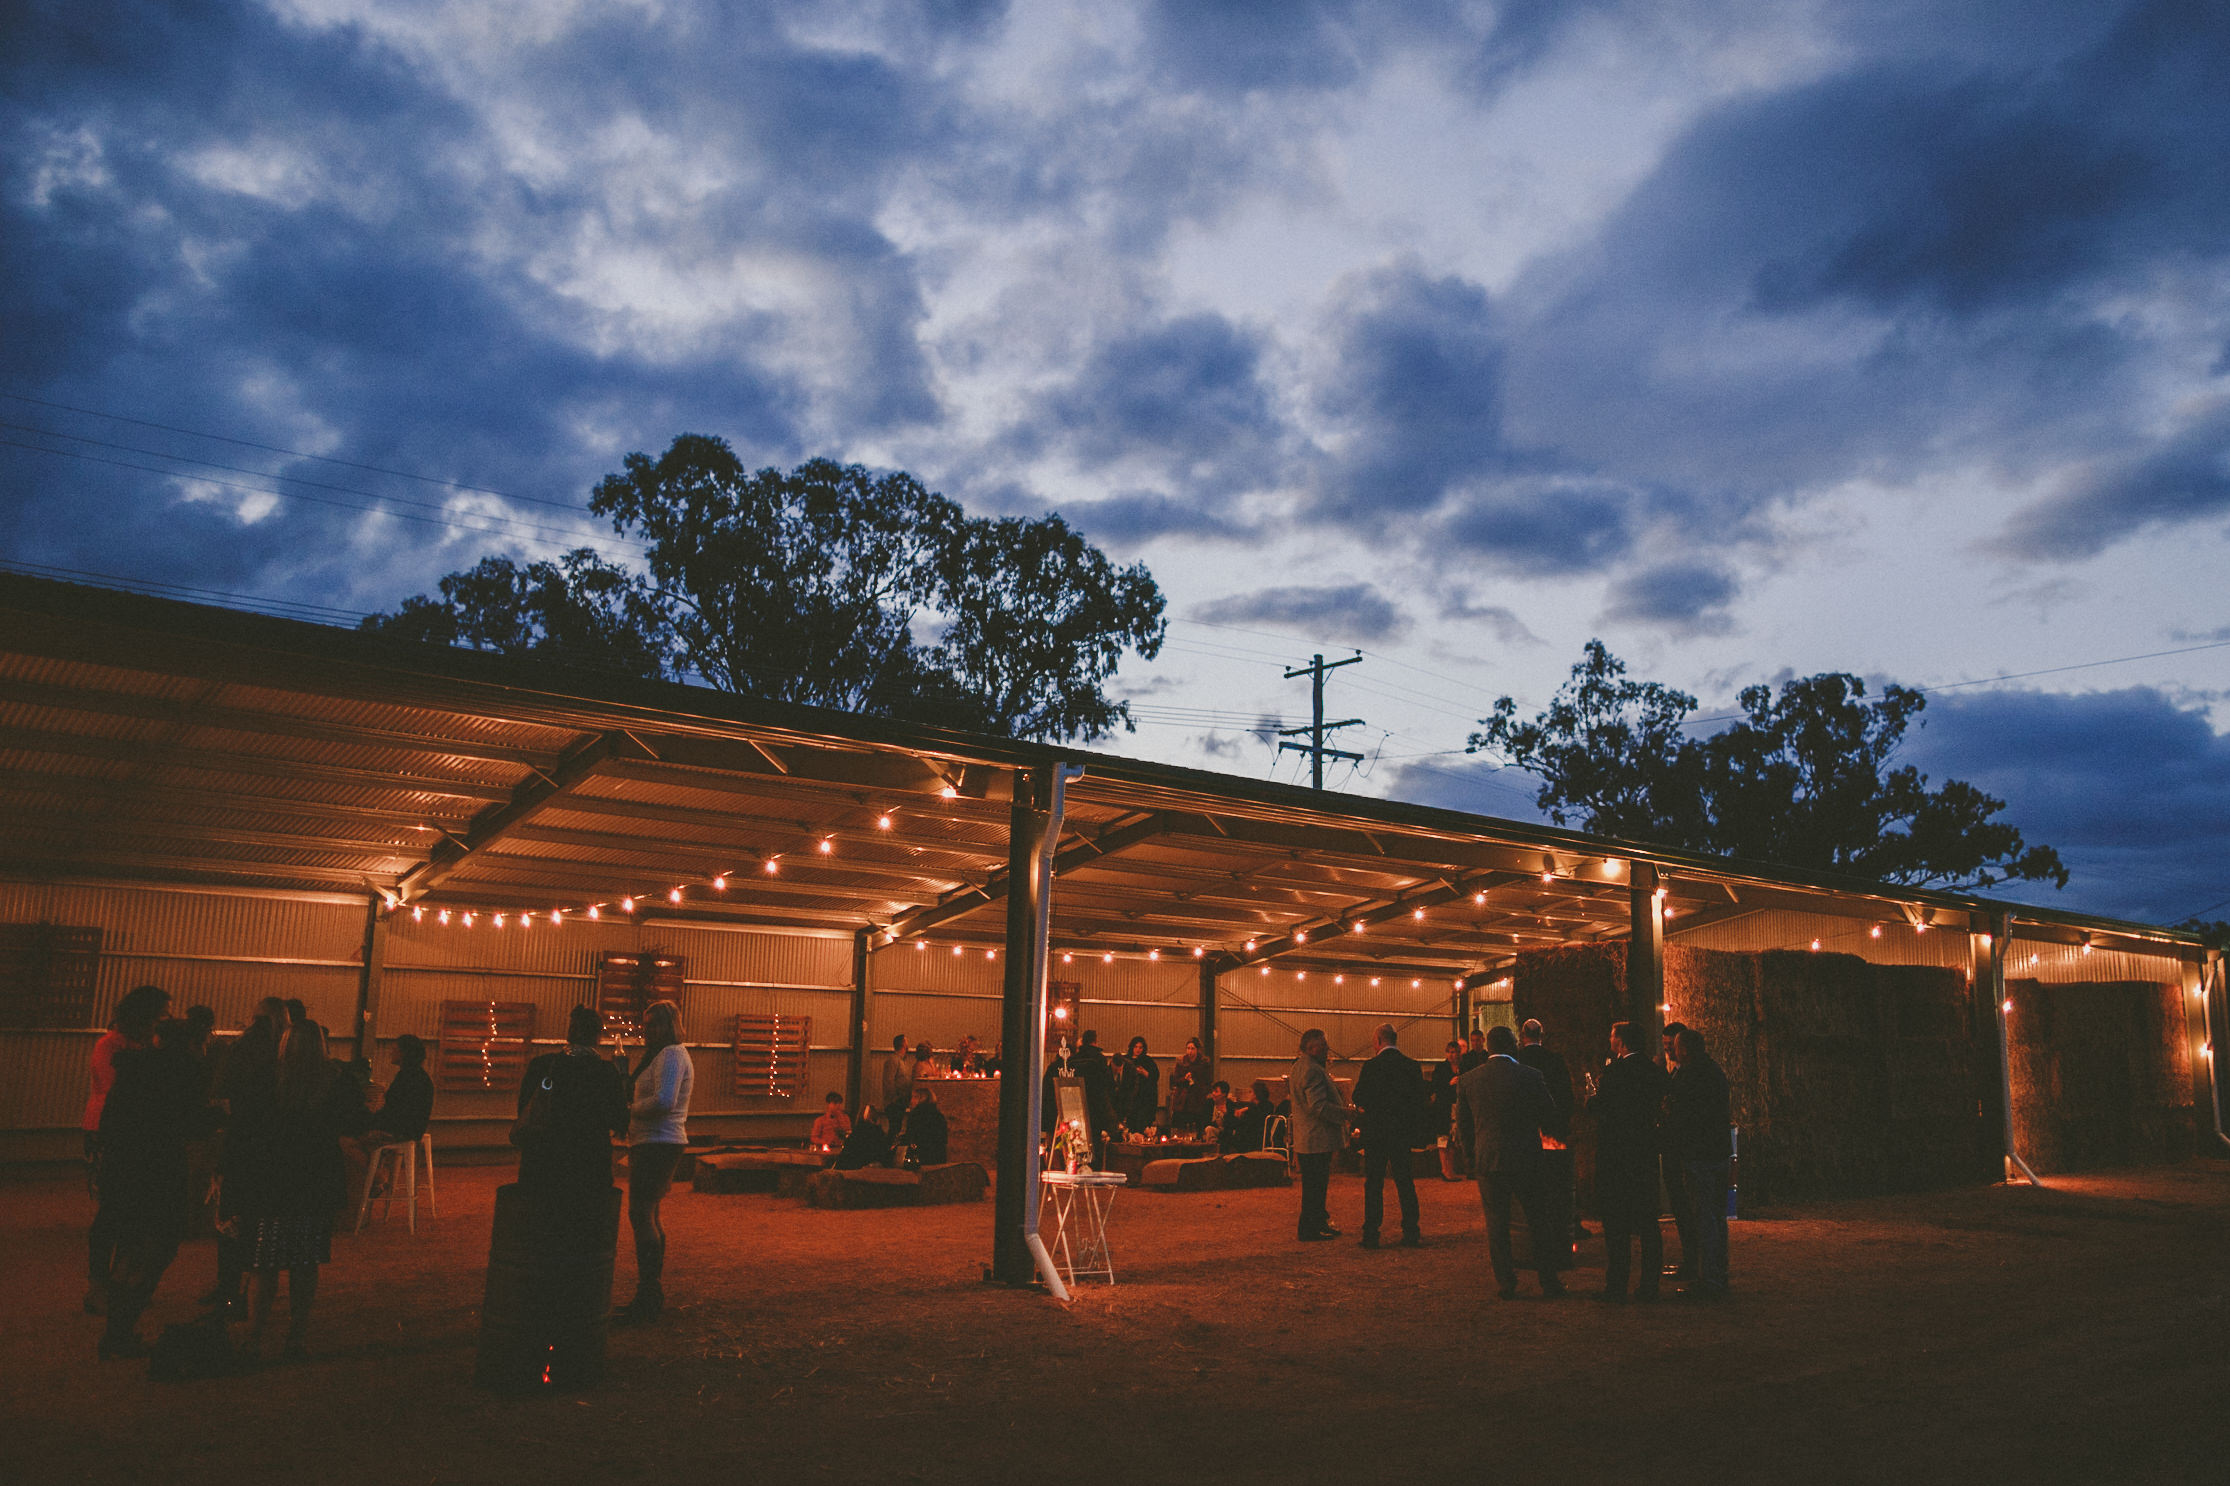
[4,1158,2228,1485]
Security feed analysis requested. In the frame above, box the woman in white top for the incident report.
[620,1000,691,1322]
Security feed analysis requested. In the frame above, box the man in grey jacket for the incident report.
[1455,1024,1565,1298]
[1288,1028,1353,1242]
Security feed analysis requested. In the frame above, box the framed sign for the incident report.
[1054,1075,1090,1136]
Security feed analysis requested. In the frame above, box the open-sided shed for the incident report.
[1,573,2222,1277]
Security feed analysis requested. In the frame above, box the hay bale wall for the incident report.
[2006,979,2194,1174]
[1513,942,1991,1206]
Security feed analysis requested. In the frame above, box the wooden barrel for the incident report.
[474,1182,620,1392]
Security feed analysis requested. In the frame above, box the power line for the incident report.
[0,389,589,511]
[0,436,636,557]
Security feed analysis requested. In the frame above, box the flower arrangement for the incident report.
[1051,1118,1093,1173]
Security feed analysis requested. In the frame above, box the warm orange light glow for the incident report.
[1810,939,1821,951]
[713,875,727,891]
[1411,979,1421,988]
[1540,873,1554,884]
[494,914,506,928]
[1192,946,1204,958]
[1350,922,1365,934]
[462,912,475,927]
[877,814,893,830]
[1061,952,1073,964]
[940,784,958,799]
[550,911,562,925]
[985,948,996,960]
[1473,892,1487,905]
[1293,930,1307,944]
[914,939,926,951]
[818,839,833,854]
[1103,953,1114,964]
[1412,907,1425,920]
[1370,977,1381,986]
[2002,998,2014,1013]
[586,906,599,921]
[1244,939,1257,952]
[621,897,635,913]
[668,887,683,904]
[1870,925,1882,938]
[1334,974,1344,984]
[411,906,423,922]
[951,944,963,956]
[437,909,450,925]
[764,858,779,874]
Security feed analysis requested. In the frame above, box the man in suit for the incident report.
[1667,1026,1734,1299]
[1518,1018,1578,1261]
[1658,1020,1697,1283]
[1588,1020,1669,1301]
[1351,1023,1427,1249]
[1288,1028,1353,1242]
[1455,1024,1564,1298]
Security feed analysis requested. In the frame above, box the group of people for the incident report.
[84,988,708,1361]
[807,1033,955,1173]
[1285,1015,1736,1301]
[1043,1031,1247,1154]
[81,988,433,1361]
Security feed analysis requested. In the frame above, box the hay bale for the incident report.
[914,1162,988,1205]
[2008,979,2194,1175]
[803,1163,987,1209]
[1220,1152,1291,1189]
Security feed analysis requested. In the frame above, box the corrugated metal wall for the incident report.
[1218,962,1456,1086]
[0,882,367,1156]
[379,916,856,1136]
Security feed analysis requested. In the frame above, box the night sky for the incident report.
[5,2,2228,927]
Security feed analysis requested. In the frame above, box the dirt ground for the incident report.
[5,1156,2228,1485]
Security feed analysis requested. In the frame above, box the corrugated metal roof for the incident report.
[0,571,2205,970]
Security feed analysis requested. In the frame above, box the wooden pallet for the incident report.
[435,999,536,1092]
[596,952,685,1041]
[0,922,102,1028]
[732,1012,811,1099]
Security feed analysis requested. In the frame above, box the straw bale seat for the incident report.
[805,1162,989,1210]
[1139,1152,1291,1192]
[693,1149,826,1194]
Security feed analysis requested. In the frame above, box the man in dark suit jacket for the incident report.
[1588,1020,1669,1301]
[1454,1025,1565,1298]
[1518,1018,1577,1261]
[1351,1023,1427,1249]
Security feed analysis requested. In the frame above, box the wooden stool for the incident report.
[357,1132,437,1234]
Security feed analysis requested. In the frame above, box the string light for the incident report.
[550,910,562,926]
[1412,907,1425,920]
[2002,998,2014,1013]
[1369,976,1380,987]
[411,906,423,922]
[1473,892,1486,905]
[1870,926,1882,939]
[914,939,926,952]
[952,944,964,956]
[1102,952,1114,964]
[1148,949,1160,961]
[1293,930,1307,944]
[1540,873,1554,884]
[1192,946,1205,958]
[985,948,996,960]
[1349,922,1365,934]
[877,814,893,830]
[1061,953,1073,964]
[940,784,958,800]
[818,838,833,854]
[587,905,599,920]
[462,912,475,927]
[712,875,727,891]
[668,887,683,904]
[1334,974,1344,984]
[1810,940,1821,951]
[437,909,450,925]
[764,858,779,874]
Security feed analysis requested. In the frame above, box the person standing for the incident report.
[1115,1037,1160,1134]
[1167,1037,1209,1134]
[83,984,170,1314]
[619,1000,692,1323]
[1454,1025,1564,1298]
[1071,1031,1118,1164]
[1288,1028,1352,1242]
[1589,1021,1669,1302]
[515,1006,629,1200]
[1667,1026,1733,1299]
[91,1015,199,1357]
[1518,1018,1579,1259]
[234,1021,366,1360]
[1351,1023,1426,1249]
[1658,1020,1698,1284]
[878,1033,914,1122]
[1459,1028,1489,1071]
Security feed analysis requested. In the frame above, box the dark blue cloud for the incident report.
[1996,396,2230,559]
[1310,264,1509,510]
[1901,685,2230,922]
[1027,312,1290,496]
[1602,559,1739,635]
[1194,583,1409,644]
[1139,0,1375,94]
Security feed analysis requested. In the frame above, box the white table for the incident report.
[1038,1169,1126,1286]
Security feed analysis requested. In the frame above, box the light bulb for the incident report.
[940,784,957,800]
[818,839,832,854]
[411,906,423,922]
[1810,939,1820,951]
[668,887,683,904]
[985,948,996,960]
[1870,926,1882,939]
[914,939,925,951]
[1192,946,1204,958]
[437,910,450,925]
[764,858,779,874]
[1149,949,1160,960]
[877,814,892,830]
[1102,952,1113,964]
[1244,940,1256,952]
[1540,873,1554,884]
[1334,974,1344,985]
[713,875,727,891]
[1293,930,1307,944]
[494,913,505,928]
[1062,952,1072,964]
[1412,907,1425,921]
[587,906,599,920]
[951,944,963,956]
[2002,998,2013,1014]
[1411,979,1421,988]
[550,911,562,925]
[1369,977,1380,987]
[621,897,634,913]
[1350,922,1364,934]
[1473,893,1486,905]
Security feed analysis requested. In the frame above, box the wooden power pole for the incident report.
[1278,652,1364,790]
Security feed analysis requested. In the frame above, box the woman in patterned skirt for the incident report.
[231,1019,365,1360]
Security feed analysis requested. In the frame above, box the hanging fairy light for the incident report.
[713,875,727,891]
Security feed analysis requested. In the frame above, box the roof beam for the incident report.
[0,769,470,831]
[0,675,571,768]
[0,726,518,805]
[1216,870,1531,972]
[883,811,1168,943]
[397,733,620,903]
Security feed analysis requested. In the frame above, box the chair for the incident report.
[356,1131,438,1234]
[1262,1114,1291,1161]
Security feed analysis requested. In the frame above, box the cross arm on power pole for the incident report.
[1283,654,1362,681]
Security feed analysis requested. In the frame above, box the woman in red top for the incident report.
[84,984,168,1315]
